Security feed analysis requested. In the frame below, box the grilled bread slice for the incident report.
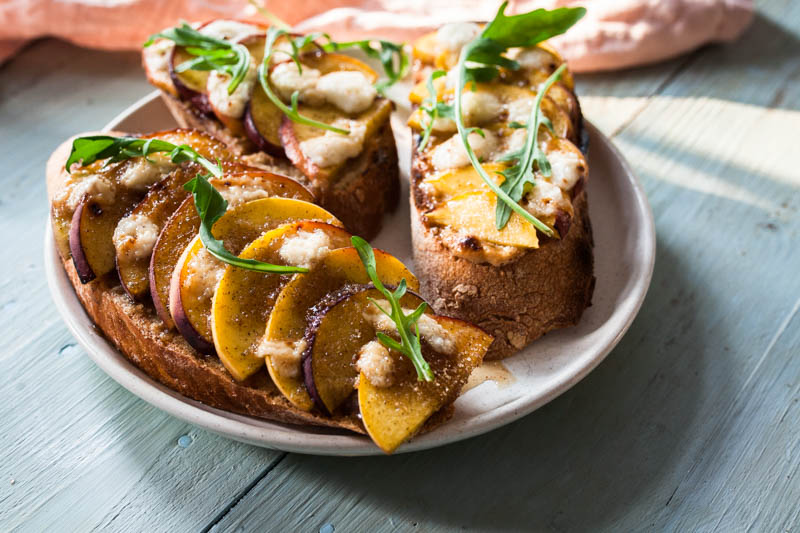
[407,29,594,359]
[143,21,400,240]
[47,132,489,452]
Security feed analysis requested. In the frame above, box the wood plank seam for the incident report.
[200,453,288,533]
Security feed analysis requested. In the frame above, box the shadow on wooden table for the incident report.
[275,236,736,531]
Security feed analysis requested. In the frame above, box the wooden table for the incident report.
[1,2,798,530]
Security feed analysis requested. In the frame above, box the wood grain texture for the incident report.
[1,0,799,530]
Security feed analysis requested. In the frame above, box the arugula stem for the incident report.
[453,43,554,236]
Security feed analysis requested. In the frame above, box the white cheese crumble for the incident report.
[65,175,116,210]
[219,185,269,207]
[356,340,395,388]
[256,338,307,380]
[524,179,568,218]
[547,149,584,190]
[183,247,224,303]
[299,120,367,168]
[461,90,503,126]
[142,39,175,89]
[207,53,258,118]
[199,20,262,42]
[506,97,535,124]
[271,63,378,114]
[430,131,498,171]
[511,46,556,71]
[113,214,160,262]
[278,229,332,268]
[363,300,456,355]
[118,158,174,192]
[270,62,324,106]
[316,71,377,114]
[436,22,481,52]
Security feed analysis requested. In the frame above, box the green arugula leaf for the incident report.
[67,134,304,275]
[494,64,567,229]
[183,175,309,274]
[145,23,252,95]
[351,236,433,382]
[450,3,584,233]
[323,39,410,93]
[418,70,454,151]
[482,5,586,48]
[258,27,350,135]
[65,135,223,177]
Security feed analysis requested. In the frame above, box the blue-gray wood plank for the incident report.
[1,0,798,530]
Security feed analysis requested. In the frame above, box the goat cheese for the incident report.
[278,229,332,268]
[524,179,569,218]
[316,71,377,114]
[270,62,324,106]
[461,90,503,126]
[436,22,481,52]
[200,20,262,42]
[512,46,556,71]
[256,338,306,380]
[299,120,367,168]
[430,131,498,171]
[113,214,160,262]
[142,39,175,89]
[207,54,258,118]
[356,340,395,388]
[183,247,224,303]
[547,149,584,190]
[219,185,269,207]
[119,158,173,192]
[506,97,535,124]
[65,175,116,211]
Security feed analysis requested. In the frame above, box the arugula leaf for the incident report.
[417,70,453,151]
[351,236,433,382]
[66,134,305,275]
[65,135,223,178]
[258,28,350,135]
[183,175,309,274]
[323,39,410,93]
[494,64,567,229]
[451,3,584,233]
[145,23,252,95]
[482,5,586,47]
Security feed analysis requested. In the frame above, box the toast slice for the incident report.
[407,31,595,359]
[144,24,400,240]
[47,134,475,447]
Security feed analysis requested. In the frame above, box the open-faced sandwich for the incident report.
[406,7,594,359]
[49,3,595,452]
[48,129,492,453]
[141,19,407,240]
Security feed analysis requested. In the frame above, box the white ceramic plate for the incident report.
[45,91,655,455]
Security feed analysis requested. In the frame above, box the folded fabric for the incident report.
[0,0,753,71]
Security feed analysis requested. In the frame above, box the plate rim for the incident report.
[46,91,655,455]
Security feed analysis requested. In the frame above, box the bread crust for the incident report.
[160,93,400,240]
[410,190,595,360]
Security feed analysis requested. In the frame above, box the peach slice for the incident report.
[169,198,340,354]
[211,221,352,381]
[424,191,541,249]
[303,286,428,416]
[149,171,313,329]
[359,315,492,453]
[263,247,417,411]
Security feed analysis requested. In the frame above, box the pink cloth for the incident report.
[0,0,753,72]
